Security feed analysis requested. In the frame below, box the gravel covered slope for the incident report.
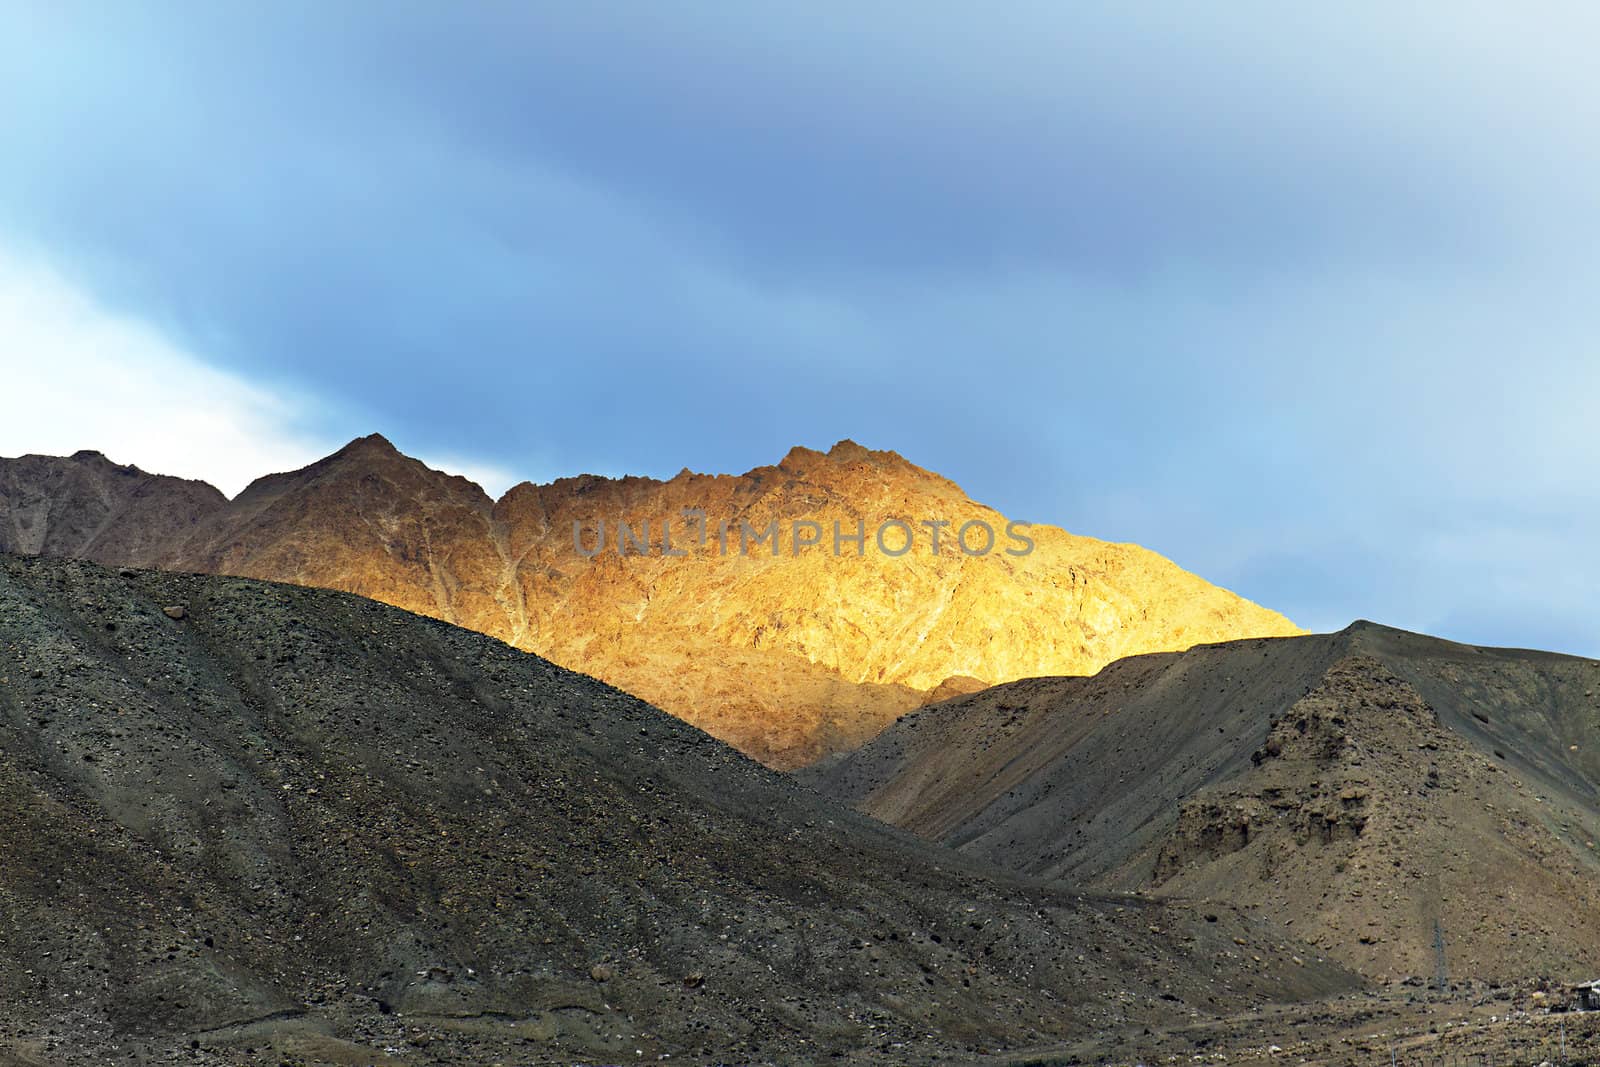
[0,554,1352,1065]
[812,623,1600,982]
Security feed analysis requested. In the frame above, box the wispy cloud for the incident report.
[410,452,524,499]
[0,245,334,496]
[0,245,524,498]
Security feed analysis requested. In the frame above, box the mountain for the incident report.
[0,437,1301,768]
[0,554,1353,1064]
[811,623,1600,982]
[0,450,226,563]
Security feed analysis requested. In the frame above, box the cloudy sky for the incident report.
[2,3,1597,655]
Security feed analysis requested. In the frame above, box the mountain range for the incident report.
[6,439,1600,1061]
[0,436,1299,767]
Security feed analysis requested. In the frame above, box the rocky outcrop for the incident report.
[1149,657,1401,881]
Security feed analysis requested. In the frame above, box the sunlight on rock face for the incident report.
[1,436,1300,768]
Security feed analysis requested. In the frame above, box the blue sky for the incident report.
[2,3,1597,655]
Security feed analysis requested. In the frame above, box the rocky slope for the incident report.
[0,554,1353,1065]
[0,438,1300,768]
[0,450,225,563]
[812,623,1600,982]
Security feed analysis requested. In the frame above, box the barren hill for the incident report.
[0,450,225,563]
[0,554,1351,1064]
[812,623,1600,982]
[0,438,1300,767]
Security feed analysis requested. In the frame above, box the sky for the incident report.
[1,3,1597,655]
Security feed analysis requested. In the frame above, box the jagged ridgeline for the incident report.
[0,438,1299,767]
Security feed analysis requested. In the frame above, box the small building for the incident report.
[1574,980,1600,1012]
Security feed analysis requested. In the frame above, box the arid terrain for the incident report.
[814,623,1600,986]
[9,447,1600,1064]
[0,439,1299,768]
[0,554,1350,1065]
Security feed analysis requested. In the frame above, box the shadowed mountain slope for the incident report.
[812,623,1600,982]
[0,438,1301,768]
[0,554,1351,1065]
[0,450,226,563]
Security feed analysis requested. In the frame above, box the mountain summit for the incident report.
[0,439,1300,766]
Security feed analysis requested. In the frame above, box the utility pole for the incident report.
[1432,919,1448,992]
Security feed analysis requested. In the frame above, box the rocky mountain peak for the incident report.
[827,437,872,461]
[337,431,402,457]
